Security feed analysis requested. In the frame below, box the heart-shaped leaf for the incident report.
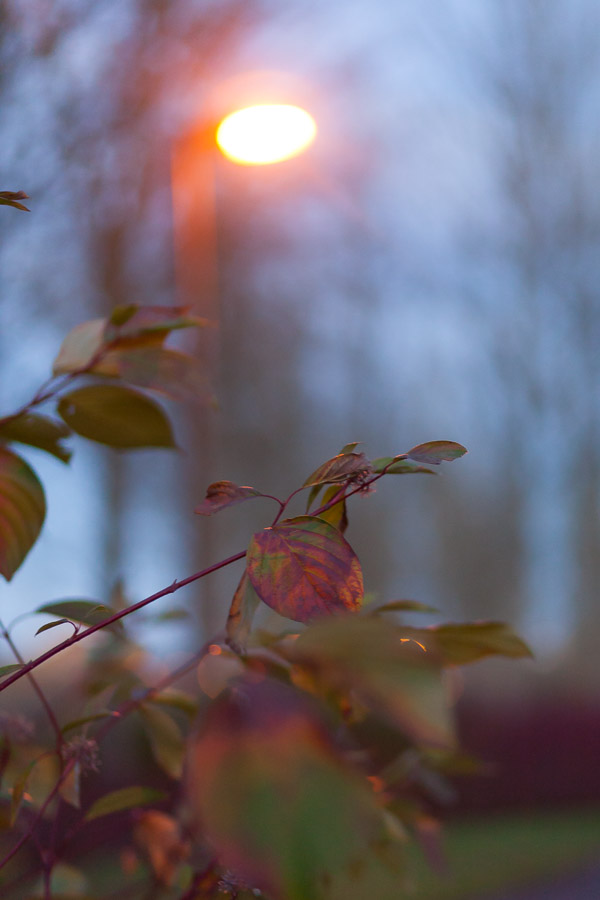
[0,447,46,580]
[406,441,468,465]
[195,481,261,516]
[247,515,363,623]
[57,385,176,449]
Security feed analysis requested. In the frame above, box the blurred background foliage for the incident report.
[2,0,600,876]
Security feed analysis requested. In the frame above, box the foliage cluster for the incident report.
[0,198,531,899]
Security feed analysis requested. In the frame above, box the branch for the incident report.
[0,551,246,695]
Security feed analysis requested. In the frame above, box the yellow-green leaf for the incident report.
[85,785,166,821]
[0,447,46,581]
[139,705,185,779]
[57,385,176,450]
[0,413,72,463]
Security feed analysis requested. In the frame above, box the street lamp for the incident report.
[170,91,317,632]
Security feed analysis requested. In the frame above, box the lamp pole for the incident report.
[171,101,317,634]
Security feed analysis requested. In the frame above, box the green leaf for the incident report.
[372,457,436,475]
[406,441,468,465]
[0,190,30,212]
[0,413,72,463]
[226,570,261,654]
[0,663,24,678]
[370,600,439,615]
[35,600,117,628]
[398,622,534,665]
[10,754,48,825]
[339,442,361,455]
[247,515,363,623]
[0,447,46,581]
[147,690,198,717]
[186,679,381,900]
[57,385,176,449]
[195,480,261,516]
[287,616,455,749]
[35,618,75,636]
[62,711,115,734]
[59,762,81,808]
[139,705,185,779]
[302,452,372,488]
[316,484,348,533]
[85,785,166,822]
[108,304,139,327]
[52,319,107,375]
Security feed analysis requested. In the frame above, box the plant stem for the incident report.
[0,617,63,753]
[0,758,75,871]
[0,550,246,695]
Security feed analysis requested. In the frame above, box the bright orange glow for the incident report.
[215,104,316,165]
[400,637,427,652]
[208,643,222,656]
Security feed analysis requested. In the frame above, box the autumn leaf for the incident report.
[0,447,46,580]
[0,413,72,463]
[303,451,372,488]
[195,481,261,516]
[0,190,30,211]
[226,570,261,653]
[406,441,468,465]
[246,515,363,623]
[186,679,381,900]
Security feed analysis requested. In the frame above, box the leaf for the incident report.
[339,442,361,455]
[36,600,117,628]
[370,600,439,615]
[57,385,176,450]
[195,480,261,516]
[406,441,468,465]
[186,679,381,900]
[59,762,81,808]
[226,570,261,653]
[62,711,115,734]
[372,457,436,475]
[397,622,534,665]
[0,190,30,212]
[139,705,185,779]
[247,515,363,623]
[0,413,72,463]
[147,690,198,717]
[10,754,48,825]
[35,618,75,636]
[96,347,207,403]
[0,663,24,678]
[287,616,455,749]
[52,319,107,375]
[302,452,372,488]
[85,785,167,821]
[103,304,206,344]
[317,484,348,533]
[134,810,190,887]
[0,447,46,581]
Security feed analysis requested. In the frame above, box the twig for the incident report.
[0,551,246,695]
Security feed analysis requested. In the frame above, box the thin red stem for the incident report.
[0,551,246,695]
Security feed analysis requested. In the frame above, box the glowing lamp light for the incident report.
[215,104,317,165]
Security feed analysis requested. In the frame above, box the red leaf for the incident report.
[246,516,363,622]
[194,481,261,516]
[407,441,467,465]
